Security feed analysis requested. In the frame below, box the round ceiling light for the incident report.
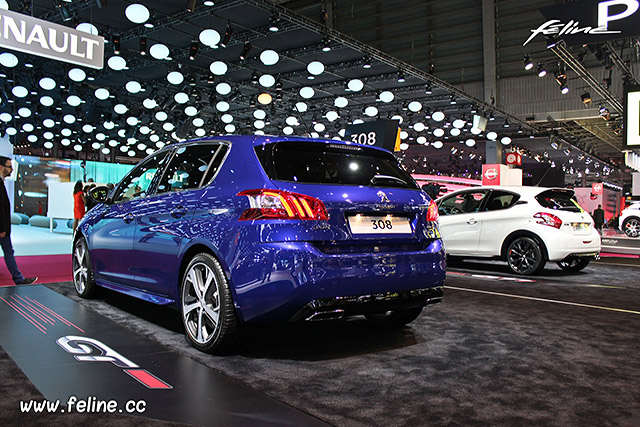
[0,112,11,122]
[107,56,127,71]
[139,126,150,134]
[96,133,106,140]
[364,106,378,117]
[102,147,110,155]
[260,49,279,66]
[408,101,422,112]
[465,139,476,147]
[155,111,168,121]
[174,92,189,104]
[259,74,275,87]
[127,117,139,126]
[216,82,231,95]
[501,136,512,145]
[68,68,86,82]
[433,128,445,137]
[125,4,150,24]
[307,61,325,75]
[379,91,394,103]
[253,110,266,119]
[225,124,236,133]
[143,98,157,109]
[39,77,56,90]
[44,141,54,149]
[12,86,28,98]
[184,106,198,116]
[314,123,325,132]
[486,131,498,140]
[258,93,272,105]
[334,97,348,108]
[67,95,82,106]
[193,118,204,127]
[347,79,364,92]
[61,128,72,136]
[286,116,298,126]
[221,114,233,123]
[22,123,34,132]
[399,142,409,151]
[76,23,99,35]
[94,88,110,100]
[149,43,169,60]
[40,96,54,107]
[42,119,55,128]
[167,71,184,85]
[283,126,294,135]
[432,111,445,122]
[391,115,403,124]
[413,122,425,132]
[82,124,94,133]
[470,127,481,135]
[18,107,31,117]
[125,81,142,93]
[209,61,228,75]
[299,86,315,99]
[91,142,101,149]
[433,141,443,149]
[417,136,427,144]
[60,138,71,146]
[199,29,220,47]
[254,120,265,129]
[103,121,115,130]
[6,127,17,136]
[114,104,128,114]
[0,52,18,67]
[453,119,466,129]
[400,131,408,139]
[63,114,76,124]
[450,128,461,136]
[195,128,206,137]
[325,111,339,122]
[74,144,83,152]
[163,122,175,131]
[216,101,230,112]
[295,102,308,112]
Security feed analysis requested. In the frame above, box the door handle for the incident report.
[171,206,187,218]
[466,219,477,225]
[123,213,135,224]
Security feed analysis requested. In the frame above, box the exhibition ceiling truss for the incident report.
[0,0,626,181]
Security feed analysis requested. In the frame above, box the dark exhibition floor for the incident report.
[1,258,639,426]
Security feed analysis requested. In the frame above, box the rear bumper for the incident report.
[228,239,446,322]
[541,229,601,261]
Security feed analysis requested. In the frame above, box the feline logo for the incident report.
[57,336,172,389]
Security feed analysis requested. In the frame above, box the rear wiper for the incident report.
[370,174,407,186]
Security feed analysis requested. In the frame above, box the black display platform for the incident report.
[0,285,326,426]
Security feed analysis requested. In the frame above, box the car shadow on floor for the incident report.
[447,259,592,279]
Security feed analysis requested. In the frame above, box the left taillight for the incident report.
[237,189,329,221]
[426,200,439,222]
[533,212,562,229]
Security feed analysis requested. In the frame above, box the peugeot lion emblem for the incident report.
[377,191,390,203]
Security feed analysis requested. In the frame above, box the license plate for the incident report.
[348,215,412,235]
[571,222,590,231]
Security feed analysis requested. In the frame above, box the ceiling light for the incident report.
[23,123,35,132]
[39,77,56,90]
[225,124,236,133]
[450,128,461,136]
[126,117,139,126]
[150,43,169,60]
[537,63,546,77]
[174,92,189,103]
[408,101,422,112]
[167,71,184,84]
[414,122,426,132]
[347,79,364,91]
[561,84,569,94]
[260,49,279,66]
[397,71,406,83]
[259,74,275,87]
[112,35,121,54]
[269,14,280,32]
[432,111,445,122]
[125,3,150,24]
[299,87,315,99]
[581,92,592,105]
[283,126,294,135]
[68,68,86,82]
[216,82,232,95]
[216,101,230,111]
[107,55,127,71]
[143,98,157,109]
[94,88,110,100]
[139,36,147,55]
[189,40,198,60]
[334,97,348,108]
[307,61,325,75]
[501,136,512,145]
[18,107,31,117]
[364,106,378,117]
[42,118,55,127]
[379,91,394,103]
[125,81,142,93]
[220,22,233,47]
[185,106,198,116]
[486,131,498,140]
[76,23,99,35]
[0,52,18,67]
[0,112,11,122]
[433,128,445,137]
[524,54,534,70]
[114,104,128,114]
[209,61,227,75]
[12,86,28,97]
[465,139,476,147]
[63,114,76,124]
[155,111,168,121]
[40,96,54,106]
[295,101,308,112]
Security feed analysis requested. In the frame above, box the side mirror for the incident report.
[88,185,110,204]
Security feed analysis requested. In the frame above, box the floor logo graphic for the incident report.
[57,336,172,389]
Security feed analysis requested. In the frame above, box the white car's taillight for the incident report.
[533,212,562,229]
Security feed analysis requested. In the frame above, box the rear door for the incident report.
[437,189,489,254]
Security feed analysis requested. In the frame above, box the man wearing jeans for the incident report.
[0,156,37,285]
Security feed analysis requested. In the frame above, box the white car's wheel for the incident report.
[622,217,640,238]
[506,237,545,275]
[181,253,240,354]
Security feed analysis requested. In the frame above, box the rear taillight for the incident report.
[237,189,329,221]
[426,200,439,222]
[533,212,562,229]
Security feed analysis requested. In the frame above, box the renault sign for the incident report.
[0,9,104,69]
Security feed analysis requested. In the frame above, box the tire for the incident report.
[622,217,640,238]
[364,306,423,327]
[506,237,545,275]
[72,238,98,298]
[556,258,590,272]
[181,253,241,354]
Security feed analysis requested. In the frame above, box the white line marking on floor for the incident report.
[445,286,640,315]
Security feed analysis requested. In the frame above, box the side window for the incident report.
[113,152,169,203]
[485,191,520,211]
[438,191,487,215]
[156,144,226,194]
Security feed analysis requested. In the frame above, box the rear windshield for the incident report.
[535,189,581,212]
[255,141,419,189]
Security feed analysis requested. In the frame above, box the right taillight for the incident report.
[533,212,562,229]
[237,189,329,221]
[426,200,439,222]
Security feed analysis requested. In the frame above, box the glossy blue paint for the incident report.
[78,135,446,323]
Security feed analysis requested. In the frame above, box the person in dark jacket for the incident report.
[0,156,37,285]
[593,204,605,233]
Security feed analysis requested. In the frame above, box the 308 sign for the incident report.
[351,132,377,145]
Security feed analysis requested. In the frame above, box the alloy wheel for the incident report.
[182,262,221,345]
[507,238,542,274]
[623,218,640,238]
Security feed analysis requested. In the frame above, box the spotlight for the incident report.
[185,0,197,12]
[397,71,406,83]
[112,34,121,54]
[425,83,432,94]
[581,91,592,106]
[56,1,72,21]
[546,36,557,49]
[554,70,567,86]
[220,23,233,47]
[321,37,331,52]
[537,63,546,77]
[560,84,569,94]
[269,14,280,32]
[139,36,147,55]
[503,119,509,128]
[449,95,456,104]
[239,41,252,60]
[362,55,371,69]
[524,54,533,70]
[189,40,198,60]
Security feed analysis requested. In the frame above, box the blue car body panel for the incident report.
[78,135,445,323]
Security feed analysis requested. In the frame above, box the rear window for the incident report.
[535,190,581,212]
[255,141,419,189]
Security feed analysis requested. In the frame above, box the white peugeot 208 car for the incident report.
[619,201,640,237]
[436,186,601,275]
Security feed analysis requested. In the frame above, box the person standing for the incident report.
[0,156,37,285]
[593,204,605,233]
[73,180,85,232]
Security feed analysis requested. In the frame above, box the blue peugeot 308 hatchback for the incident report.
[74,136,445,353]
